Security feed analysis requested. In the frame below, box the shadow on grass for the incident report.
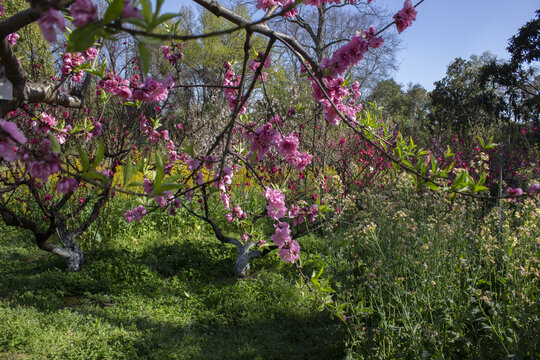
[0,237,346,359]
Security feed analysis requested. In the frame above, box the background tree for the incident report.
[367,78,428,138]
[428,52,507,137]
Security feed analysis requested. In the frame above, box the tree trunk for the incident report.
[35,225,85,272]
[233,242,262,276]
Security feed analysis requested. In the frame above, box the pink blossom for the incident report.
[38,9,66,43]
[0,142,19,162]
[527,183,540,196]
[57,178,79,195]
[278,240,300,263]
[124,209,135,223]
[70,0,98,27]
[241,233,249,242]
[84,47,98,59]
[28,159,61,183]
[41,112,57,127]
[308,204,318,223]
[143,178,153,194]
[220,193,231,210]
[133,205,146,221]
[122,0,142,19]
[393,0,417,34]
[196,171,204,185]
[264,186,287,220]
[6,33,19,46]
[0,120,26,161]
[155,191,173,207]
[124,205,146,223]
[203,155,217,170]
[286,151,312,171]
[245,123,281,162]
[0,119,27,145]
[507,187,523,197]
[187,158,201,171]
[271,222,291,248]
[288,204,300,218]
[277,133,299,157]
[223,166,234,184]
[115,86,132,99]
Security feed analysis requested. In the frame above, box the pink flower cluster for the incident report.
[161,43,184,65]
[70,0,98,27]
[246,123,281,163]
[0,119,27,161]
[122,0,142,19]
[393,0,417,34]
[25,139,61,183]
[6,33,19,45]
[264,187,287,220]
[38,9,66,43]
[312,77,363,125]
[310,26,382,125]
[249,52,272,81]
[270,222,300,263]
[244,122,312,170]
[223,62,246,115]
[256,0,293,11]
[214,166,234,192]
[289,204,319,226]
[320,26,383,80]
[62,48,98,83]
[98,72,172,102]
[124,205,146,223]
[57,178,79,195]
[225,205,247,223]
[507,183,540,198]
[155,191,173,207]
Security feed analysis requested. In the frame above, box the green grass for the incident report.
[0,186,538,359]
[0,227,344,360]
[311,185,540,359]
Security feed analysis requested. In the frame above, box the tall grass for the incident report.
[306,180,540,359]
[0,180,538,359]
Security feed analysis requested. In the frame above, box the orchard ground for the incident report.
[0,179,538,359]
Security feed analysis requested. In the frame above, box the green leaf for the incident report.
[153,13,179,28]
[474,185,489,193]
[431,156,439,174]
[138,42,151,75]
[154,153,164,189]
[477,172,487,187]
[139,0,153,23]
[67,25,99,52]
[445,145,455,158]
[401,159,413,169]
[83,60,107,78]
[103,0,125,23]
[426,182,438,191]
[90,140,105,170]
[77,145,90,172]
[48,133,61,154]
[155,183,186,192]
[81,170,107,182]
[122,154,133,188]
[476,135,485,148]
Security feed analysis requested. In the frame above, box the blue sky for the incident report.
[156,0,539,90]
[385,0,539,90]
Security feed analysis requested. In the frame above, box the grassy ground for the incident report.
[0,227,345,360]
[0,186,538,359]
